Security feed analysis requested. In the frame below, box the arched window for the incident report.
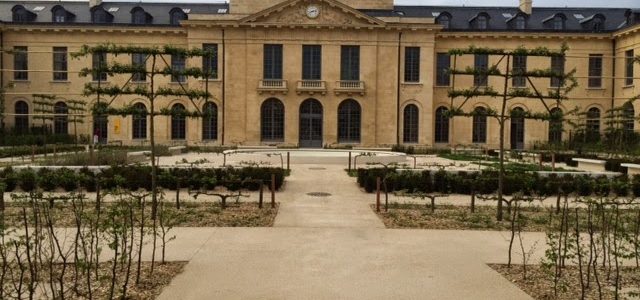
[586,107,601,139]
[548,107,563,143]
[553,14,565,30]
[12,5,35,23]
[403,104,419,144]
[515,15,527,30]
[338,99,361,143]
[202,102,218,140]
[592,15,605,32]
[623,102,635,133]
[510,107,525,149]
[52,5,73,23]
[261,98,285,142]
[91,7,113,24]
[436,12,451,29]
[171,103,186,140]
[53,102,68,135]
[169,8,187,26]
[14,101,29,134]
[474,13,489,30]
[132,102,147,139]
[434,106,449,143]
[131,7,151,25]
[472,107,487,143]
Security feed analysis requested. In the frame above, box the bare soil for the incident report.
[491,264,640,300]
[372,203,554,231]
[1,202,279,227]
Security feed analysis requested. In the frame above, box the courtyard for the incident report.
[0,147,639,299]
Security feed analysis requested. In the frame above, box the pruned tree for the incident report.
[72,44,216,219]
[446,44,577,220]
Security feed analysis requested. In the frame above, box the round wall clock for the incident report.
[306,5,320,19]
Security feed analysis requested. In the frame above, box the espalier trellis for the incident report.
[71,43,216,218]
[31,94,86,143]
[446,43,578,221]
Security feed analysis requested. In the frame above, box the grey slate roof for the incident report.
[362,6,633,32]
[0,1,634,33]
[0,1,229,26]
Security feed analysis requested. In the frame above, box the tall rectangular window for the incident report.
[436,53,450,86]
[53,47,68,81]
[626,50,634,86]
[340,45,360,81]
[302,45,322,80]
[263,44,283,80]
[404,47,420,83]
[588,54,603,88]
[92,52,107,81]
[512,55,527,87]
[202,44,218,79]
[550,56,565,87]
[132,53,147,82]
[474,54,488,87]
[13,46,28,81]
[171,54,186,83]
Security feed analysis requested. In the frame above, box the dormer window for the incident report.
[593,17,604,32]
[436,12,451,29]
[131,7,152,25]
[170,8,187,26]
[12,5,36,23]
[51,5,75,23]
[625,10,640,26]
[477,15,488,29]
[515,15,526,29]
[91,6,114,24]
[470,13,490,30]
[553,14,565,30]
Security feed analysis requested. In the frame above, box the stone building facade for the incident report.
[1,0,639,149]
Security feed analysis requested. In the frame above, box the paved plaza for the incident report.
[157,161,543,300]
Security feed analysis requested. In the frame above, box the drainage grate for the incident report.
[307,192,332,197]
[309,167,326,170]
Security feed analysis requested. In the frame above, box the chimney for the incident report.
[89,0,102,8]
[519,0,532,15]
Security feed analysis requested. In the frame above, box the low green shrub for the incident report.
[0,166,286,192]
[355,168,635,198]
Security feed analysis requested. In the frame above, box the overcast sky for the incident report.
[31,0,640,8]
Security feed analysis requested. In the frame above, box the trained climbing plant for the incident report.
[446,44,578,220]
[71,43,216,219]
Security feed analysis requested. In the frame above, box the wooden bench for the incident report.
[168,146,187,155]
[621,163,640,175]
[572,158,606,172]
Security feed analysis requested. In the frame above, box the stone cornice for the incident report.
[437,31,613,40]
[183,19,440,32]
[2,24,185,35]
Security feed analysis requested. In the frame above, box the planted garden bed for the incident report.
[1,201,278,228]
[491,264,640,300]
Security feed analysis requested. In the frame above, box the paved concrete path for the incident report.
[273,165,384,228]
[158,164,539,300]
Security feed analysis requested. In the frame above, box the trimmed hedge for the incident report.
[0,166,285,193]
[357,168,640,198]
